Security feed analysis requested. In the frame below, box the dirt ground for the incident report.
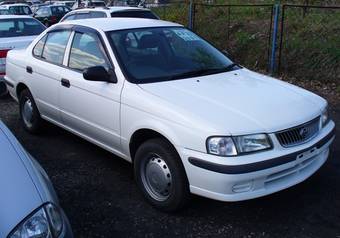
[0,91,339,237]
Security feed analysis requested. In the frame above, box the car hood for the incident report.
[0,123,42,237]
[0,35,38,50]
[139,68,326,135]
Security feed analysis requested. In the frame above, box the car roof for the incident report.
[0,14,33,19]
[71,6,150,13]
[108,6,151,12]
[1,3,30,7]
[57,17,182,32]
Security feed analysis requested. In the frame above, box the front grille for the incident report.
[276,117,320,147]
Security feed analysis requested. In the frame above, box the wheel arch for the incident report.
[129,127,181,163]
[16,82,29,98]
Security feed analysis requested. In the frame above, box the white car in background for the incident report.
[60,6,159,22]
[4,18,336,211]
[0,4,33,15]
[0,15,45,97]
[53,0,76,8]
[71,0,105,9]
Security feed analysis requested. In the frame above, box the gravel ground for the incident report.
[0,97,339,238]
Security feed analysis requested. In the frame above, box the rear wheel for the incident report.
[0,82,8,99]
[134,138,190,212]
[19,89,43,134]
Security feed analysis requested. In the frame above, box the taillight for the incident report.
[0,49,10,59]
[0,49,11,76]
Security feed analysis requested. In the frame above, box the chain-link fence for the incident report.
[138,1,339,83]
[146,1,190,26]
[192,4,274,71]
[278,5,340,82]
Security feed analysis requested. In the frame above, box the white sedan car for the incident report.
[60,6,159,22]
[5,18,336,211]
[0,15,45,97]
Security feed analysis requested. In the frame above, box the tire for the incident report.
[0,82,8,99]
[19,89,43,134]
[134,138,190,212]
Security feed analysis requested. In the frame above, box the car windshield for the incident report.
[110,10,158,19]
[0,18,45,37]
[108,27,236,83]
[9,6,32,15]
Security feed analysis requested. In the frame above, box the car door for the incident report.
[59,27,123,152]
[28,29,71,123]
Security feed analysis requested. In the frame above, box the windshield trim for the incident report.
[105,26,237,84]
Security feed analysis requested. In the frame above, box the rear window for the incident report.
[51,6,68,15]
[110,10,158,19]
[0,9,10,15]
[88,1,105,7]
[0,18,45,38]
[9,6,32,15]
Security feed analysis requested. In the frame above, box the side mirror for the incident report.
[83,66,117,83]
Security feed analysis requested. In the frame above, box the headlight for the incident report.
[321,106,329,127]
[207,134,272,156]
[207,137,237,156]
[9,204,63,238]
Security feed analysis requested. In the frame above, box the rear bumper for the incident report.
[180,121,335,202]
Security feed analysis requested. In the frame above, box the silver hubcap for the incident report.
[22,98,33,127]
[141,154,172,201]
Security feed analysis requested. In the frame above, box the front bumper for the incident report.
[181,121,335,202]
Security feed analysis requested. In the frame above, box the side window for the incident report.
[42,31,71,64]
[23,6,32,15]
[68,32,109,71]
[33,35,47,57]
[37,7,49,16]
[63,7,70,13]
[90,11,106,19]
[35,8,44,15]
[62,14,76,21]
[75,13,90,20]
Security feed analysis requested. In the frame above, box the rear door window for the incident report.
[41,30,71,64]
[33,35,47,57]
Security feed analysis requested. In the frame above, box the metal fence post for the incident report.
[269,4,280,75]
[188,0,194,30]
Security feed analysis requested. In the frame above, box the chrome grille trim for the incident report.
[276,117,320,148]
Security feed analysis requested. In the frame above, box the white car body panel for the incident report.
[4,18,335,202]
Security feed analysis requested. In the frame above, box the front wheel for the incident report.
[134,138,190,212]
[19,89,43,134]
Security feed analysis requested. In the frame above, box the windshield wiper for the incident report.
[169,63,241,80]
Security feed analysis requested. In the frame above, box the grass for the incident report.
[150,1,340,82]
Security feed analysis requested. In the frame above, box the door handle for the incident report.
[61,78,70,88]
[26,66,33,74]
